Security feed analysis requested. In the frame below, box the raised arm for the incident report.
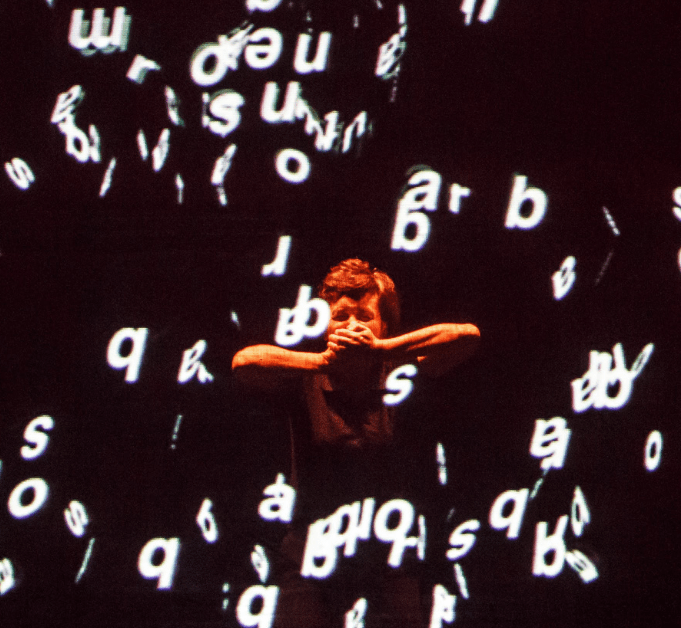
[332,322,480,378]
[231,344,334,390]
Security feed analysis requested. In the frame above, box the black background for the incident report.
[1,1,680,626]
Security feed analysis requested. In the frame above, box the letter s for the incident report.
[21,415,54,460]
[383,364,417,406]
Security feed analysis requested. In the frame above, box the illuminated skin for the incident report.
[232,290,480,388]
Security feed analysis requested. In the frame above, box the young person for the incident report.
[232,259,480,627]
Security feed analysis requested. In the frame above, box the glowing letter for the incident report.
[275,285,329,346]
[529,417,571,470]
[373,499,422,567]
[345,598,367,628]
[645,430,663,471]
[275,149,310,183]
[260,81,301,123]
[262,236,292,276]
[429,584,456,628]
[504,175,548,230]
[245,28,283,69]
[0,559,15,595]
[246,0,282,11]
[251,545,269,583]
[107,327,148,383]
[8,478,49,519]
[565,550,598,583]
[127,55,160,83]
[190,27,252,87]
[532,515,568,577]
[64,500,89,537]
[258,474,296,523]
[448,184,470,214]
[293,32,332,74]
[196,498,218,543]
[301,516,340,578]
[446,519,480,561]
[4,158,35,190]
[138,537,180,590]
[570,486,590,537]
[552,256,576,300]
[489,488,529,539]
[203,90,245,137]
[68,7,131,55]
[383,364,417,405]
[178,340,214,384]
[236,585,279,628]
[21,415,54,460]
[151,129,170,172]
[391,170,442,252]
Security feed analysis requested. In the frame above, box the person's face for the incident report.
[327,292,387,339]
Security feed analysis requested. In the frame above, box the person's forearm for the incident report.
[232,344,325,388]
[377,323,480,376]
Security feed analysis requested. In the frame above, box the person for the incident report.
[232,258,480,628]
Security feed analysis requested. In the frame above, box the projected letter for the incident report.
[258,474,296,523]
[262,236,292,276]
[373,499,421,567]
[178,340,214,383]
[260,82,301,123]
[391,170,442,252]
[383,364,417,405]
[565,550,598,583]
[0,559,15,595]
[275,149,310,183]
[504,175,548,230]
[8,478,49,519]
[489,488,529,539]
[446,519,480,561]
[570,486,590,537]
[293,32,332,74]
[236,585,279,628]
[429,584,456,628]
[529,418,571,470]
[21,415,54,460]
[4,158,35,190]
[107,327,148,383]
[275,285,329,346]
[552,256,576,300]
[532,516,568,577]
[64,500,89,537]
[245,28,283,69]
[196,498,218,543]
[644,430,663,471]
[138,537,180,590]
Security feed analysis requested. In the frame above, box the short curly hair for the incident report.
[318,259,400,336]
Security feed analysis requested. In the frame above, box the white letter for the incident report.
[570,486,590,537]
[4,158,35,190]
[345,598,367,628]
[446,519,480,561]
[251,545,269,583]
[565,549,598,583]
[51,85,84,124]
[274,285,330,346]
[391,170,441,252]
[246,0,282,11]
[275,149,310,183]
[107,327,148,383]
[260,81,301,123]
[429,584,456,628]
[529,417,571,470]
[236,585,279,628]
[196,498,218,543]
[552,256,576,300]
[178,340,214,384]
[383,364,417,405]
[21,415,54,460]
[645,430,663,471]
[448,183,470,214]
[294,32,332,74]
[127,55,160,83]
[0,559,15,595]
[373,499,420,567]
[8,478,49,519]
[258,474,296,523]
[138,537,180,590]
[152,129,170,172]
[532,515,568,577]
[205,91,245,137]
[301,516,339,578]
[262,235,292,276]
[64,500,89,537]
[504,175,547,230]
[245,28,283,69]
[190,29,252,87]
[489,488,529,539]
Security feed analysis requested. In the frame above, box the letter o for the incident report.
[644,430,663,471]
[275,149,310,184]
[190,42,229,87]
[8,478,49,519]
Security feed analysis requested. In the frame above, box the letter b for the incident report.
[504,175,547,230]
